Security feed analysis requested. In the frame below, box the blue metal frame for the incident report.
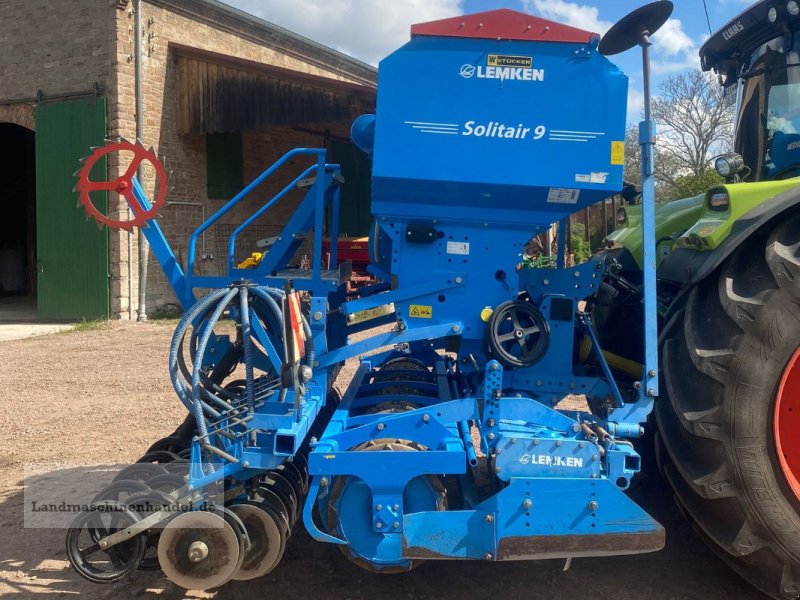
[109,10,666,576]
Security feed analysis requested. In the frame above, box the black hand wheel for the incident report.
[486,300,550,368]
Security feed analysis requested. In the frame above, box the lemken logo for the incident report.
[459,55,544,82]
[519,453,585,468]
[459,64,476,78]
[722,21,744,41]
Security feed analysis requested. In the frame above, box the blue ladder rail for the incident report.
[134,147,342,309]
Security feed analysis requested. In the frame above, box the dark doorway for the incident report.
[0,123,36,308]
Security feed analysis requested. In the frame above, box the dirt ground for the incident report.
[0,321,766,599]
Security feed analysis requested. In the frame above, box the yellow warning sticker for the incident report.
[611,141,624,165]
[409,305,432,319]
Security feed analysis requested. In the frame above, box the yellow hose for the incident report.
[579,335,643,379]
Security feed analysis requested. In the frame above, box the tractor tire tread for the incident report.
[657,214,800,600]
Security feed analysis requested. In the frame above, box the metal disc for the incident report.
[598,1,673,56]
[290,452,309,491]
[162,458,190,477]
[112,462,167,483]
[254,485,292,533]
[260,473,298,527]
[219,506,249,573]
[267,470,300,522]
[326,439,445,573]
[93,479,150,503]
[146,473,187,494]
[145,435,187,455]
[157,511,241,590]
[138,450,181,464]
[275,462,305,504]
[124,489,173,571]
[229,503,286,581]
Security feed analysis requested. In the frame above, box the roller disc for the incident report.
[157,511,241,590]
[113,463,167,483]
[253,485,292,532]
[275,463,305,505]
[363,400,422,415]
[326,439,446,573]
[125,489,174,571]
[145,436,188,455]
[219,506,249,574]
[162,458,190,477]
[93,479,151,503]
[267,470,300,522]
[138,450,181,464]
[290,453,309,491]
[260,473,298,527]
[229,503,286,581]
[147,473,187,494]
[66,500,146,583]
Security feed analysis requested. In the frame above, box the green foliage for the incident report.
[68,319,106,333]
[571,225,592,264]
[664,169,724,201]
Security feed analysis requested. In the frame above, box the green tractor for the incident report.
[598,1,800,597]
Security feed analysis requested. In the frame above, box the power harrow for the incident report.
[65,3,676,590]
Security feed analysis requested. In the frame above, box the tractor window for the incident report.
[764,65,800,177]
[737,35,800,180]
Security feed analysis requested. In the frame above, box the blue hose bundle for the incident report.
[168,284,314,454]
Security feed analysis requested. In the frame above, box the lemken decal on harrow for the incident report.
[64,5,673,591]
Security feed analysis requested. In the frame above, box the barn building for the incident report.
[0,0,376,319]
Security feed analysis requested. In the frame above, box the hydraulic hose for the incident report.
[250,286,315,368]
[168,287,230,417]
[191,287,239,439]
[239,285,256,443]
[168,284,312,453]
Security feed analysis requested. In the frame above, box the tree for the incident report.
[652,70,735,185]
[623,124,680,203]
[666,169,726,201]
[624,70,734,202]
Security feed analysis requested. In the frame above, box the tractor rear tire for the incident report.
[656,215,800,599]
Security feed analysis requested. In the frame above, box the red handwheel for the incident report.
[75,140,168,231]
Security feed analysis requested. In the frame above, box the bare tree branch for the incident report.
[626,70,734,201]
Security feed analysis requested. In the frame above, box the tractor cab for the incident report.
[702,0,800,181]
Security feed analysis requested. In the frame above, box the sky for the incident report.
[221,0,758,123]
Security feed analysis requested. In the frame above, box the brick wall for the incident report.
[0,0,112,102]
[0,0,374,319]
[112,0,374,317]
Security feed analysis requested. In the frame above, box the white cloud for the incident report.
[652,18,694,56]
[651,51,701,75]
[222,0,464,65]
[522,0,613,34]
[627,87,644,123]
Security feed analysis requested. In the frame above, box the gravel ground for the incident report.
[0,321,766,599]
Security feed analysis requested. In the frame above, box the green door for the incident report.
[327,140,372,237]
[35,98,109,320]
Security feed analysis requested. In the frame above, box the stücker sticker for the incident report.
[610,141,624,165]
[409,305,433,319]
